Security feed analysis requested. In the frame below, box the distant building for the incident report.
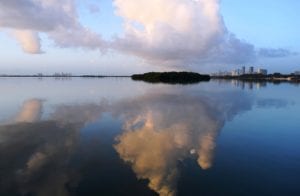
[249,66,254,74]
[231,69,241,76]
[294,71,300,75]
[241,66,246,75]
[231,70,237,76]
[257,69,268,75]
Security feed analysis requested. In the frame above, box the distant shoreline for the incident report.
[2,73,299,83]
[0,75,131,78]
[212,74,300,83]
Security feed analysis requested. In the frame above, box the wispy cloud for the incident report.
[88,3,100,14]
[258,48,298,58]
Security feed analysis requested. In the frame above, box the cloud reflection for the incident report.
[0,89,254,196]
[114,91,253,195]
[50,100,108,126]
[15,99,43,123]
[0,122,80,196]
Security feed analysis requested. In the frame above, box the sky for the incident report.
[0,0,299,75]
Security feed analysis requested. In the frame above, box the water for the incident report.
[0,78,299,196]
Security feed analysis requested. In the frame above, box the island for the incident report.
[131,72,210,84]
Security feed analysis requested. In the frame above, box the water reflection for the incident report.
[113,91,253,196]
[1,78,299,196]
[0,99,94,196]
[0,87,253,196]
[50,101,108,126]
[256,98,293,109]
[0,122,80,196]
[215,79,300,90]
[15,99,43,123]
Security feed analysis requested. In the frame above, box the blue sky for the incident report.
[221,0,300,48]
[0,0,299,75]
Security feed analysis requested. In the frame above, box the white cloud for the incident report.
[112,0,256,66]
[0,0,296,66]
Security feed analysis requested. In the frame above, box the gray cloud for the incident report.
[0,0,72,31]
[0,0,106,53]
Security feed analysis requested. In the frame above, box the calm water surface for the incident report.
[0,78,299,196]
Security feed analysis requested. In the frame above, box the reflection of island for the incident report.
[113,90,253,196]
[131,72,210,84]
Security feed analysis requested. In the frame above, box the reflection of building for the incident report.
[248,82,253,90]
[256,82,267,89]
[230,80,268,90]
[257,69,268,75]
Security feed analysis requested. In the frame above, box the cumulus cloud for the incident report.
[0,0,106,53]
[112,0,256,66]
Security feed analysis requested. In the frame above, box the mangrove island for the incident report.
[131,72,210,84]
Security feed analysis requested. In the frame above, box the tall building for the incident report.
[258,69,268,75]
[295,71,300,75]
[241,66,246,75]
[249,66,254,74]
